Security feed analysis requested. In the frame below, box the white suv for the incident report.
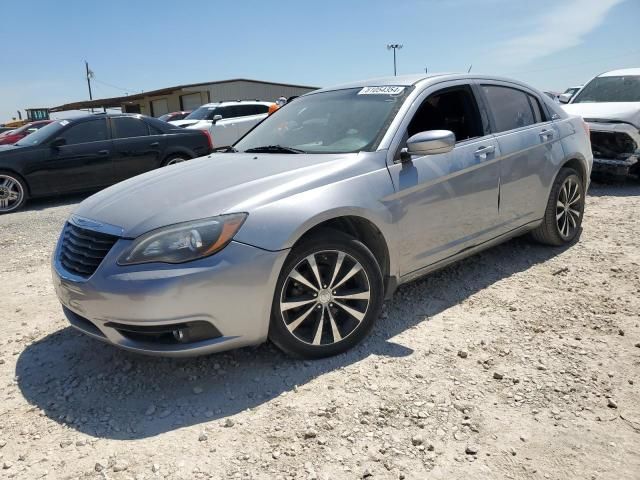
[170,101,273,147]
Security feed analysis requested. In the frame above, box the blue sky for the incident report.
[1,0,638,121]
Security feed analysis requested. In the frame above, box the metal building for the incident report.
[50,78,318,117]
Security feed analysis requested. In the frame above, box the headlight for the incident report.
[118,213,247,265]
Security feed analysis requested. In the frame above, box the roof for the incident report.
[309,72,539,94]
[49,78,318,112]
[599,68,640,77]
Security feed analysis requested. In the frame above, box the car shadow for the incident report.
[22,192,93,211]
[589,179,640,197]
[16,235,569,440]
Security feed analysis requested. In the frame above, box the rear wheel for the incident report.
[531,167,584,245]
[0,171,27,214]
[269,230,383,358]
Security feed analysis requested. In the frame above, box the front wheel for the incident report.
[0,171,27,214]
[531,167,585,246]
[269,230,384,358]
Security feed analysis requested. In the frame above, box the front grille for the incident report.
[59,223,119,278]
[590,131,637,160]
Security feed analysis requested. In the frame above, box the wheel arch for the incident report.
[161,147,195,165]
[560,156,588,190]
[289,214,395,297]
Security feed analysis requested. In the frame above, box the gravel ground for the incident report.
[1,183,639,480]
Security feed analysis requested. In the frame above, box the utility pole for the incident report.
[386,44,403,76]
[85,61,94,112]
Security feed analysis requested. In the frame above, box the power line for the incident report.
[92,77,139,95]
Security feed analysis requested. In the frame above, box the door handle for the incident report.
[474,145,495,159]
[539,129,554,140]
[97,150,109,156]
[149,142,159,147]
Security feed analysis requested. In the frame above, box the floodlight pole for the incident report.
[387,44,403,76]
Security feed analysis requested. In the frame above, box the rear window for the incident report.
[483,85,538,133]
[112,117,149,139]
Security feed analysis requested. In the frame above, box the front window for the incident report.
[184,106,219,121]
[573,76,640,103]
[235,87,412,154]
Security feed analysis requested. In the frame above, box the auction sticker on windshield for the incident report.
[358,86,405,95]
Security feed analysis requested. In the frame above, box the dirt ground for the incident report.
[0,182,639,480]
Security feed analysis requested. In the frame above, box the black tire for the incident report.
[269,229,384,358]
[0,170,28,214]
[531,167,584,246]
[161,154,189,167]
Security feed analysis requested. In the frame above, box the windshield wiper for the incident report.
[244,145,305,154]
[212,146,237,153]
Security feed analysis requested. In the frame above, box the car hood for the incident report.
[73,152,366,238]
[0,144,22,152]
[563,102,640,128]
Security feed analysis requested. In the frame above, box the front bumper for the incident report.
[587,121,640,176]
[52,238,288,357]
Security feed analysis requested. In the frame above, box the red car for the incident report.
[0,120,53,145]
[158,111,191,123]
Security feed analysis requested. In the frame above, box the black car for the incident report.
[0,113,213,213]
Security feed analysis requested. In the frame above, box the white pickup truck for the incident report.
[562,68,640,178]
[170,101,274,147]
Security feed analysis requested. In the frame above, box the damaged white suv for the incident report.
[563,68,640,178]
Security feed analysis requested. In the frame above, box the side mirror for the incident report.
[212,114,223,123]
[50,137,66,148]
[558,93,572,104]
[401,130,455,162]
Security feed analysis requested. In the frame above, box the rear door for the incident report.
[110,116,164,182]
[34,118,114,193]
[480,83,565,230]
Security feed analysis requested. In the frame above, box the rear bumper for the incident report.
[52,239,288,357]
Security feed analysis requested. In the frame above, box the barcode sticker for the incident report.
[358,86,405,95]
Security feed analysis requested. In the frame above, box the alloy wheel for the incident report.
[0,174,24,213]
[556,176,582,239]
[279,250,371,346]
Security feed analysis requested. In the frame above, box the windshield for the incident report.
[14,120,67,146]
[184,106,218,121]
[235,86,413,154]
[573,76,640,103]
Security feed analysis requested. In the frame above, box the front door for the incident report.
[209,106,240,147]
[386,83,501,275]
[35,118,114,194]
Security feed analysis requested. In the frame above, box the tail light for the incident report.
[582,119,590,137]
[201,130,213,150]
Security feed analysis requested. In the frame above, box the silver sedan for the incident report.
[52,74,593,358]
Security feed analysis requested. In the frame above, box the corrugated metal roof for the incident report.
[50,78,319,112]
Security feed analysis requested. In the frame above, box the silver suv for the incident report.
[52,74,593,359]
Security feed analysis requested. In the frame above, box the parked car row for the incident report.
[50,73,593,359]
[0,120,52,145]
[0,113,212,213]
